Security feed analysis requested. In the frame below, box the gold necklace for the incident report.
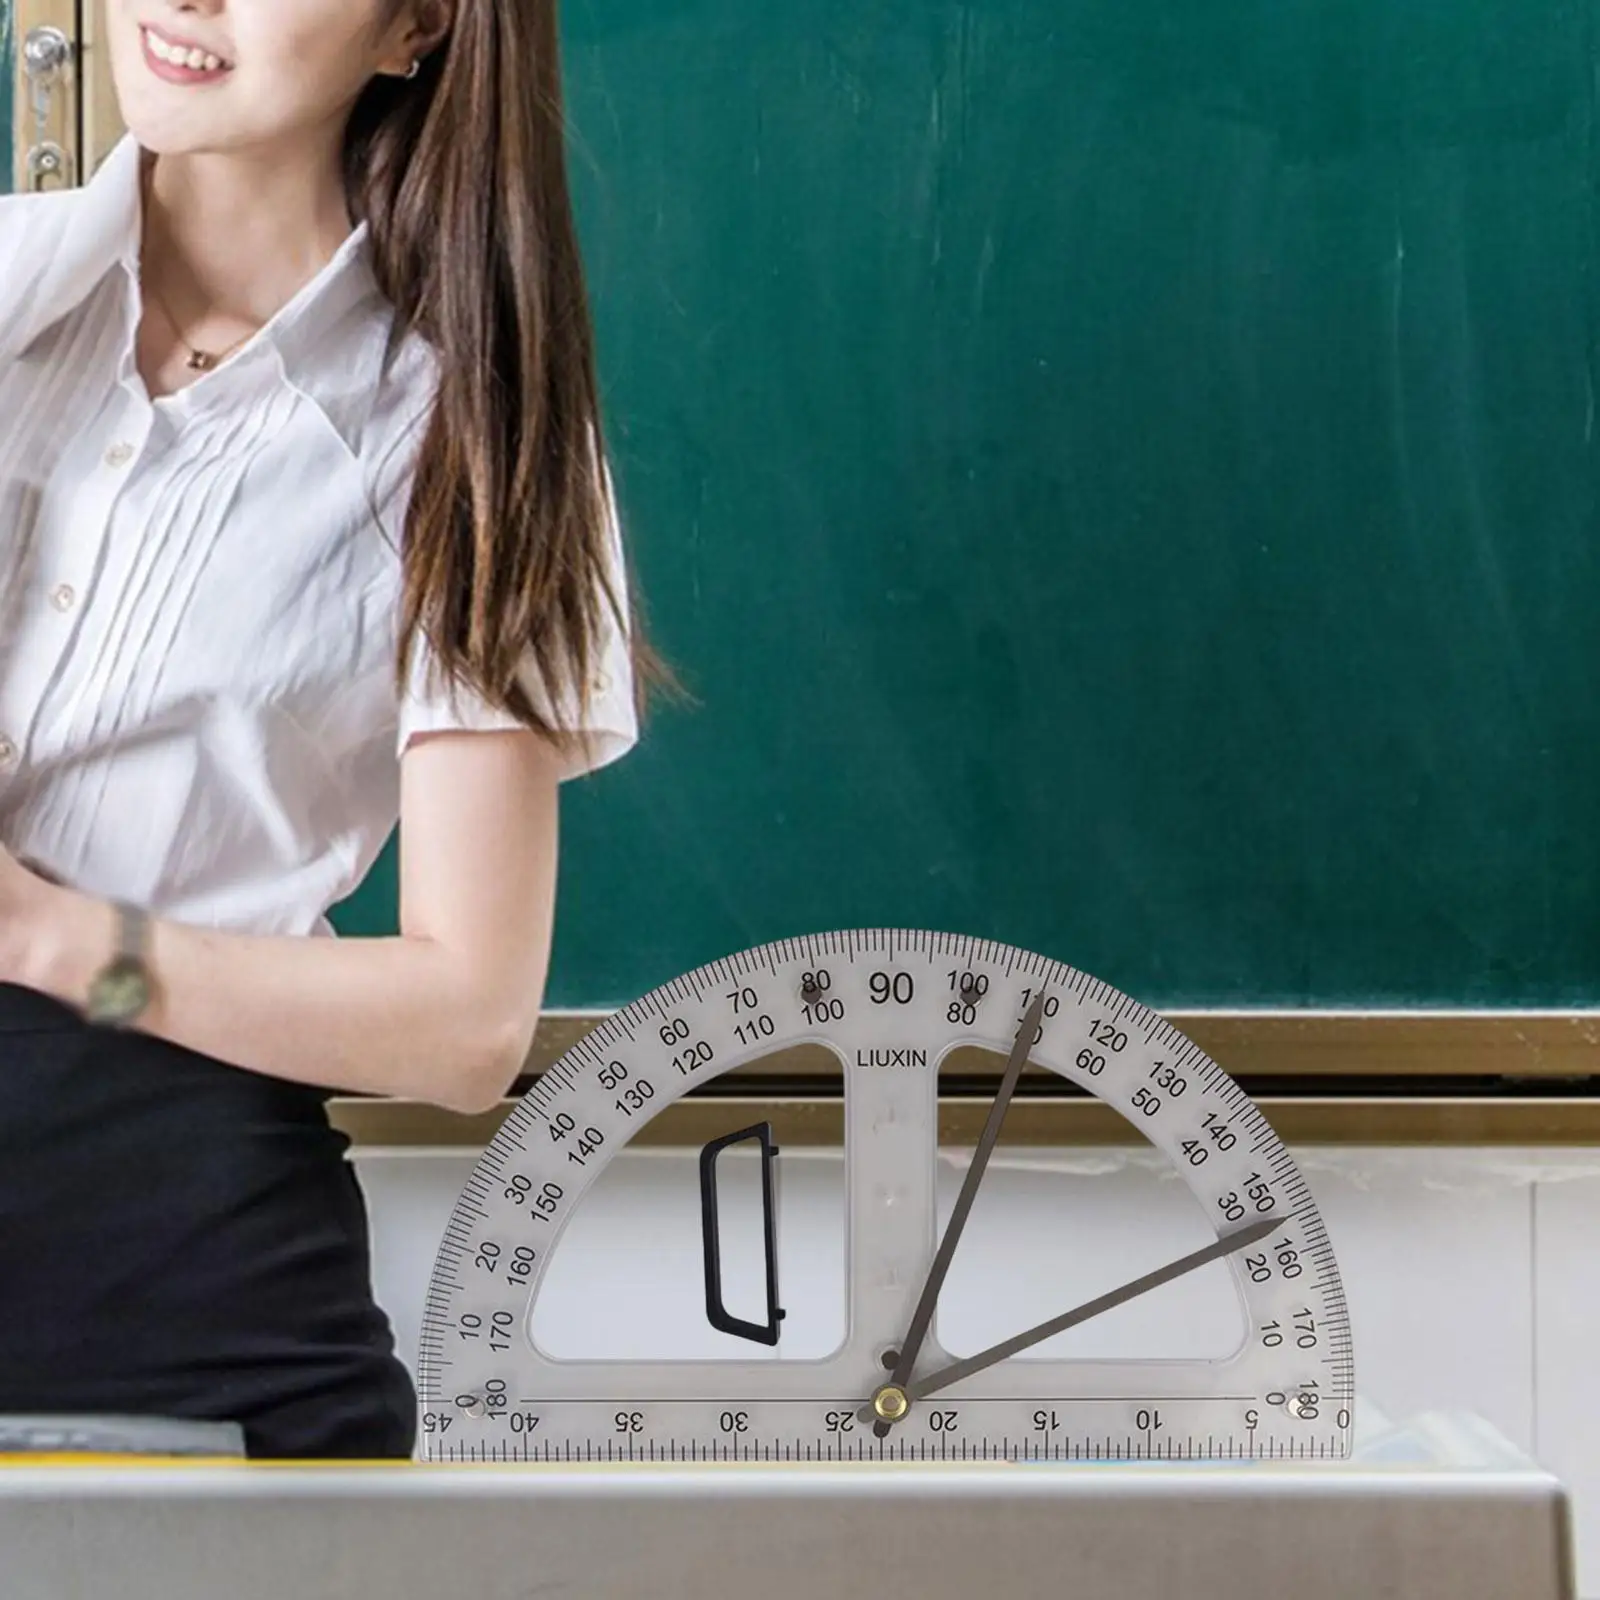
[141,274,259,372]
[136,162,261,373]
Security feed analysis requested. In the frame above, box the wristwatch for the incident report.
[84,900,155,1027]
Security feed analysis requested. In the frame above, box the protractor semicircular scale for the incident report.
[417,930,1355,1463]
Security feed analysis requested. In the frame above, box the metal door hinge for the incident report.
[21,22,77,191]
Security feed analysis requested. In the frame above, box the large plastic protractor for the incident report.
[417,931,1354,1463]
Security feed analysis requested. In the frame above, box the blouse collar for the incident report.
[8,133,409,458]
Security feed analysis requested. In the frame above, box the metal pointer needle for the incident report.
[903,1212,1282,1402]
[863,988,1048,1431]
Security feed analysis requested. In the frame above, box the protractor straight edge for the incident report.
[417,930,1354,1464]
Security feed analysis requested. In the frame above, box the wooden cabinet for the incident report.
[9,0,124,192]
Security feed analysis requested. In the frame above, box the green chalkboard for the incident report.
[15,5,1600,1010]
[343,0,1600,1008]
[451,0,1594,1012]
[1,11,13,190]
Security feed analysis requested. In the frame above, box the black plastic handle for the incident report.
[699,1121,786,1346]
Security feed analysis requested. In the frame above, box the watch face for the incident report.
[88,961,150,1023]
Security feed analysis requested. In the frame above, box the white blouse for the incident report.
[0,134,639,938]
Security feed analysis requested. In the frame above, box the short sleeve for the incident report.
[395,480,640,782]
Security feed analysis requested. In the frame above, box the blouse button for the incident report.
[50,583,75,612]
[0,735,16,770]
[103,441,135,468]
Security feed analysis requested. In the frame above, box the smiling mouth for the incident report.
[141,24,234,75]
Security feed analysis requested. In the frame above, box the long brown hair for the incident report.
[343,0,676,765]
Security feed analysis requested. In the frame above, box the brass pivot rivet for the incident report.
[872,1385,909,1423]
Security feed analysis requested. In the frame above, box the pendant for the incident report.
[185,350,215,372]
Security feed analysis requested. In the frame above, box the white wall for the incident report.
[353,1143,1600,1596]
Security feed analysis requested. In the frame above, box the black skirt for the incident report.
[0,981,416,1459]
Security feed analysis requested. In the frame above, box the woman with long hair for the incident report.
[0,0,668,1458]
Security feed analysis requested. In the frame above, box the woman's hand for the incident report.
[0,845,76,989]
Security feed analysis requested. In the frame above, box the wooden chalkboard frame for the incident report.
[327,1010,1600,1148]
